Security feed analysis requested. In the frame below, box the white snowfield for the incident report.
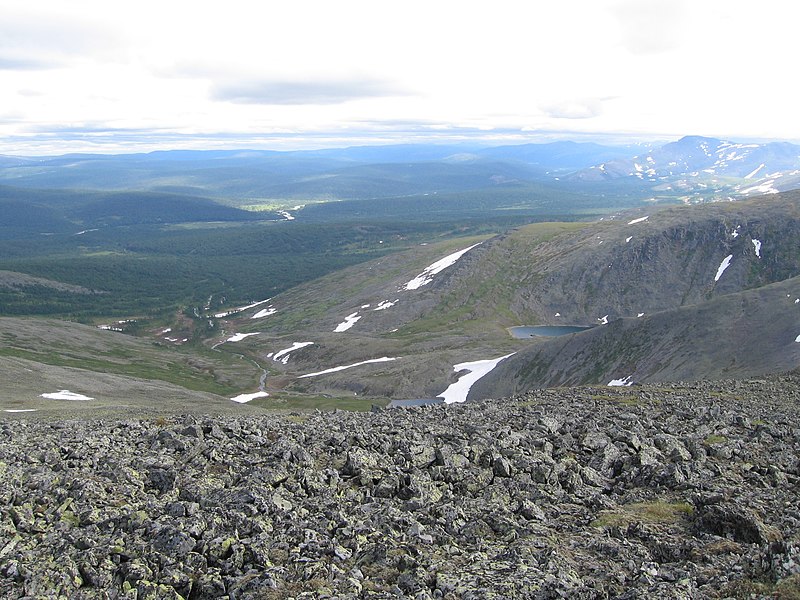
[230,391,269,404]
[404,243,482,290]
[608,376,634,387]
[251,307,277,319]
[4,409,38,413]
[273,342,314,364]
[214,299,271,318]
[752,239,762,258]
[298,357,398,378]
[226,332,261,343]
[627,216,649,225]
[740,180,779,195]
[437,353,515,404]
[333,312,362,332]
[795,334,800,343]
[373,300,398,311]
[744,163,765,179]
[40,390,94,401]
[714,255,733,282]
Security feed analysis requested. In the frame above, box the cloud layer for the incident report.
[210,79,404,105]
[1,0,799,153]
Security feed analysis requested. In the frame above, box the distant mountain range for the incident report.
[2,136,799,206]
[570,135,800,200]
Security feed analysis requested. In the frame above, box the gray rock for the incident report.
[1,374,799,598]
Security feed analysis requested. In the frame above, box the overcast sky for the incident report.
[1,0,798,154]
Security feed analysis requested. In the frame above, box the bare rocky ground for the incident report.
[1,373,800,599]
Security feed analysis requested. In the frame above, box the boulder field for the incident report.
[1,374,799,598]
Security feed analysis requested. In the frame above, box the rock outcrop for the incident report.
[1,374,799,598]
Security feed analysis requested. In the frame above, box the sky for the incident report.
[1,0,799,154]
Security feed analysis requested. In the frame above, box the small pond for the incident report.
[509,325,594,339]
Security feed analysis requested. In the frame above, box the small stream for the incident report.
[256,361,268,392]
[211,339,268,395]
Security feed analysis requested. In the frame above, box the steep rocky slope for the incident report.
[525,195,798,323]
[2,374,799,598]
[472,275,800,399]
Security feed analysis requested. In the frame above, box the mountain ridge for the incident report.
[203,193,800,403]
[3,136,799,205]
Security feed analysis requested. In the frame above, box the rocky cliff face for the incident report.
[2,373,799,598]
[504,194,800,325]
[472,275,800,398]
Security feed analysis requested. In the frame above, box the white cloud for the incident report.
[210,78,407,106]
[611,0,688,55]
[1,0,800,153]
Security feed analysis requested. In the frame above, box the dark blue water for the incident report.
[509,325,593,339]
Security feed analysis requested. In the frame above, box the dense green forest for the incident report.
[0,143,687,321]
[0,217,523,318]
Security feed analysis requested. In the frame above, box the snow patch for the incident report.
[230,391,269,404]
[752,239,762,258]
[437,353,515,404]
[608,376,634,387]
[334,312,361,332]
[796,334,800,343]
[637,313,645,317]
[627,216,649,225]
[598,315,609,325]
[214,299,271,318]
[714,255,733,282]
[226,332,260,343]
[741,181,779,195]
[251,307,277,319]
[731,225,741,238]
[41,390,94,401]
[625,236,633,243]
[4,409,38,413]
[404,243,482,290]
[273,342,314,364]
[373,300,398,311]
[298,357,398,378]
[744,163,765,179]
